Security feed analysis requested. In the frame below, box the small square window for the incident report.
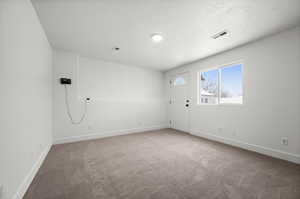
[173,76,186,86]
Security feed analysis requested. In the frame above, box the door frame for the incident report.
[168,71,191,133]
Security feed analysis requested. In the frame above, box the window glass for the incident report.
[220,64,243,104]
[198,63,243,105]
[173,76,186,86]
[199,69,218,104]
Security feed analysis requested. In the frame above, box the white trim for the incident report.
[53,125,168,145]
[197,61,244,106]
[168,71,191,133]
[13,144,51,199]
[190,130,300,164]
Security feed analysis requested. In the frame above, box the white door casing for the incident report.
[168,72,190,132]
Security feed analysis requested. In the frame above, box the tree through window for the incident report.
[199,63,243,105]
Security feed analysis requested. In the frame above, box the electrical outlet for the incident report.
[281,138,288,146]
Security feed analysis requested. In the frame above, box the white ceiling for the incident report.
[32,0,300,71]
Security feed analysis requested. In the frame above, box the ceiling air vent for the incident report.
[212,30,228,39]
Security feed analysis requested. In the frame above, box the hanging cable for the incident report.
[64,84,87,124]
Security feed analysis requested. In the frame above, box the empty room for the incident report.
[1,0,300,199]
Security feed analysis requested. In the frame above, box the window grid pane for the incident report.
[220,64,243,104]
[198,63,243,105]
[199,69,218,105]
[173,76,186,86]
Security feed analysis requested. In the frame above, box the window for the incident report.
[173,76,186,86]
[199,69,218,104]
[220,64,243,104]
[198,63,243,105]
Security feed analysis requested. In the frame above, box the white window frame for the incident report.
[197,61,244,106]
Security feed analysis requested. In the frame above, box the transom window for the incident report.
[173,76,186,86]
[198,63,243,105]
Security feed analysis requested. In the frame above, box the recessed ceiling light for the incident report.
[151,34,163,43]
[113,47,120,51]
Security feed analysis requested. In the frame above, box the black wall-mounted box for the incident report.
[60,78,72,85]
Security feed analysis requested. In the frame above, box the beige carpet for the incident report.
[24,129,300,199]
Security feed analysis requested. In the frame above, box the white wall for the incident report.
[53,50,167,144]
[0,0,53,199]
[166,26,300,163]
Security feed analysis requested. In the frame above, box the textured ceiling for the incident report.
[32,0,300,71]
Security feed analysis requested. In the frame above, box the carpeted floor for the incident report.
[24,129,300,199]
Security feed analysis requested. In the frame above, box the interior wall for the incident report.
[0,0,53,199]
[166,26,300,163]
[53,50,167,143]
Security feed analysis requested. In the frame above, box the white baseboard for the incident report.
[13,144,51,199]
[190,130,300,164]
[53,125,168,145]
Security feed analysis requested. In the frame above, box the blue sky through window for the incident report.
[174,76,186,85]
[202,69,218,84]
[201,69,218,94]
[199,64,243,104]
[221,64,242,97]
